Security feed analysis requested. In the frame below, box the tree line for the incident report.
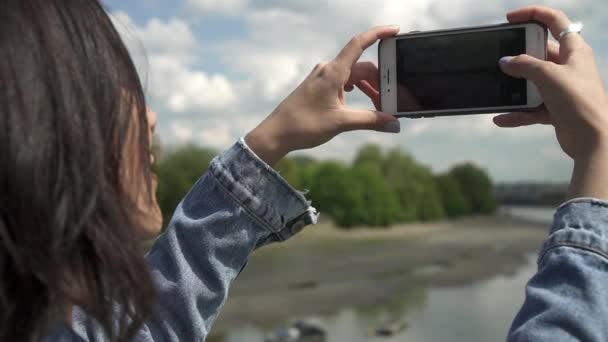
[154,144,496,228]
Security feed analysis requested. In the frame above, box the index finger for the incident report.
[334,26,400,69]
[507,6,586,52]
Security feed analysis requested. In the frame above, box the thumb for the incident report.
[493,109,551,128]
[339,109,401,133]
[499,54,555,85]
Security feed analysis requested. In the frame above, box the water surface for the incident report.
[498,205,556,225]
[214,254,537,342]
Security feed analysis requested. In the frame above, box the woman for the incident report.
[1,1,607,341]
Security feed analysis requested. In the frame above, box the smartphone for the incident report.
[379,22,548,118]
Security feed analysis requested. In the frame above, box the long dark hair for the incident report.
[0,0,156,340]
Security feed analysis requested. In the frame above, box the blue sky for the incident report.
[104,0,608,183]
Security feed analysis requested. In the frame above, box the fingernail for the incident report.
[390,25,400,31]
[499,56,514,69]
[383,121,401,133]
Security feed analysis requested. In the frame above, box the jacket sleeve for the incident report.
[508,199,608,341]
[71,138,317,342]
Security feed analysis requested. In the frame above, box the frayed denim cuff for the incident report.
[540,198,608,265]
[209,138,318,240]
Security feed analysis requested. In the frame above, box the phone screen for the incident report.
[396,28,526,113]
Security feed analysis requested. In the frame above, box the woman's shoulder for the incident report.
[41,323,87,342]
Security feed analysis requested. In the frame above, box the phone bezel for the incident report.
[379,22,548,118]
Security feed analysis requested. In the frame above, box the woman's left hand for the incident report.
[245,26,401,166]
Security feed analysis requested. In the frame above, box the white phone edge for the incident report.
[379,22,548,117]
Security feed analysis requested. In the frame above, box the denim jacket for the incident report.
[508,199,608,341]
[46,139,608,341]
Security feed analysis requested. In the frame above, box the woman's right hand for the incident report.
[493,5,608,199]
[245,26,401,167]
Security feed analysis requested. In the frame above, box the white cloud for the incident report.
[185,0,248,16]
[406,121,433,137]
[215,0,605,183]
[598,57,608,88]
[541,145,565,160]
[109,0,608,182]
[162,116,259,153]
[170,122,194,142]
[198,124,234,149]
[148,55,235,113]
[231,52,300,100]
[110,11,237,117]
[134,16,197,61]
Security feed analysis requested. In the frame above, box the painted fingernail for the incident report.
[383,121,401,133]
[499,56,514,68]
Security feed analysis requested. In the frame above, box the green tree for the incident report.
[291,155,317,168]
[354,144,384,173]
[308,162,363,228]
[435,173,471,217]
[449,163,496,214]
[382,148,445,222]
[308,162,400,228]
[290,155,319,191]
[418,187,446,221]
[275,157,302,189]
[352,164,401,227]
[155,145,217,225]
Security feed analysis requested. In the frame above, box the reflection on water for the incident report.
[210,255,537,342]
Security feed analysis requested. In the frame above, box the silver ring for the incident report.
[558,22,583,41]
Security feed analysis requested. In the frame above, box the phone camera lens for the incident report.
[388,89,391,92]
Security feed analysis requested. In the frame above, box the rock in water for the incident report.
[265,319,326,342]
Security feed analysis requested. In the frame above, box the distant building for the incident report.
[494,183,568,206]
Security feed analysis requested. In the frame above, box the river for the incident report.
[209,206,555,342]
[212,255,537,342]
[496,205,556,226]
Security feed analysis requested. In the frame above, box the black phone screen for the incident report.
[396,28,527,113]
